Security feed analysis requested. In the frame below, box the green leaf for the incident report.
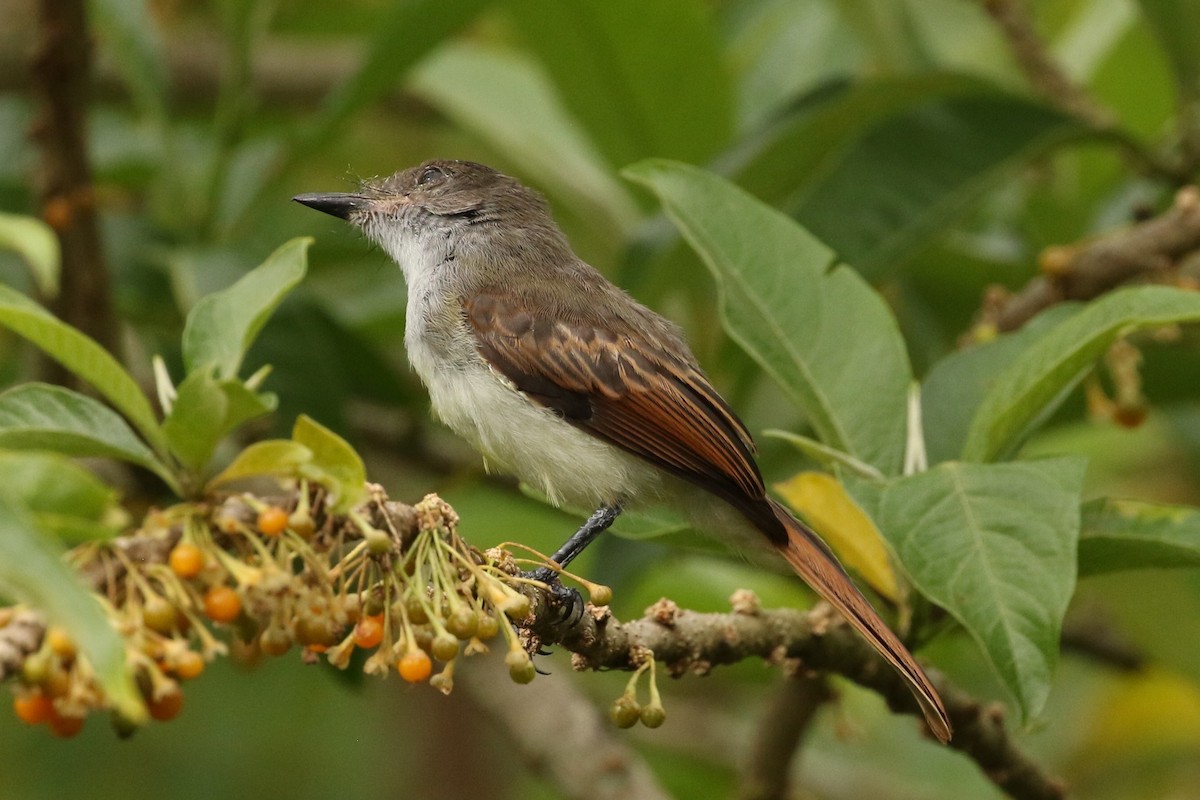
[763,429,886,481]
[182,237,310,378]
[1137,0,1200,104]
[508,0,734,168]
[0,212,60,298]
[963,286,1200,462]
[865,457,1087,720]
[0,383,178,493]
[921,305,1078,465]
[0,285,167,455]
[0,492,144,721]
[289,0,490,163]
[208,440,314,488]
[1079,498,1200,577]
[292,416,365,514]
[785,90,1089,277]
[626,159,912,475]
[88,0,168,123]
[163,368,277,475]
[161,369,229,473]
[0,452,122,542]
[0,451,116,519]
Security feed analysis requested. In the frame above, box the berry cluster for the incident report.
[2,486,580,738]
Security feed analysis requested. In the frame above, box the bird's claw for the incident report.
[524,568,585,627]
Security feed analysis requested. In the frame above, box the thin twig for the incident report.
[983,0,1111,126]
[969,185,1200,337]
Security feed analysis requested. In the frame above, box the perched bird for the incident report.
[294,160,951,742]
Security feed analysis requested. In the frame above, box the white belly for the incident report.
[405,305,660,508]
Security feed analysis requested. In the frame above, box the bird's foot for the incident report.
[525,566,585,627]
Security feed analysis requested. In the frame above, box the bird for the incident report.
[294,159,951,742]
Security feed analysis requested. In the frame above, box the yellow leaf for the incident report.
[1083,669,1200,759]
[774,472,898,601]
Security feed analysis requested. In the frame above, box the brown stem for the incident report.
[969,185,1200,337]
[527,597,1066,800]
[983,0,1110,127]
[738,671,832,800]
[28,0,118,374]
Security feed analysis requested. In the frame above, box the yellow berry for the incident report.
[172,650,205,681]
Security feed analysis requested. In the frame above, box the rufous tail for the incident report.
[768,499,952,743]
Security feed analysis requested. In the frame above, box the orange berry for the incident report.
[172,651,205,681]
[398,649,432,683]
[47,710,85,738]
[353,615,384,649]
[13,692,54,725]
[257,506,289,537]
[305,643,328,654]
[148,689,184,721]
[202,586,242,623]
[169,543,204,578]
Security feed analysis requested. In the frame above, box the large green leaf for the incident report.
[626,160,912,475]
[1079,498,1200,577]
[0,286,167,455]
[921,305,1078,465]
[786,91,1089,277]
[507,0,734,168]
[0,492,144,721]
[862,457,1087,720]
[963,286,1200,462]
[0,212,59,298]
[0,383,178,494]
[182,237,310,378]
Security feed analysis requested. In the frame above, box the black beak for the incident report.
[292,192,368,220]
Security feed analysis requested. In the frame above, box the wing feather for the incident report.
[464,290,766,513]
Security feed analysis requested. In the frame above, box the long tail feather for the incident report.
[767,499,952,743]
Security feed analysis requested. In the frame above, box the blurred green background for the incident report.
[2,0,1200,797]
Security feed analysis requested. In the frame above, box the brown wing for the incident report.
[464,289,785,540]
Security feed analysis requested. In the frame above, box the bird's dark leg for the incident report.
[530,503,622,584]
[525,504,621,626]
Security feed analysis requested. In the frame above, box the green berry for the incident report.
[505,649,536,684]
[445,607,478,639]
[610,696,641,729]
[431,633,460,662]
[639,704,666,728]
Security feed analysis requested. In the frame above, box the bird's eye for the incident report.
[416,165,446,186]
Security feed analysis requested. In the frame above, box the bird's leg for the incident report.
[526,504,621,625]
[530,503,622,584]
